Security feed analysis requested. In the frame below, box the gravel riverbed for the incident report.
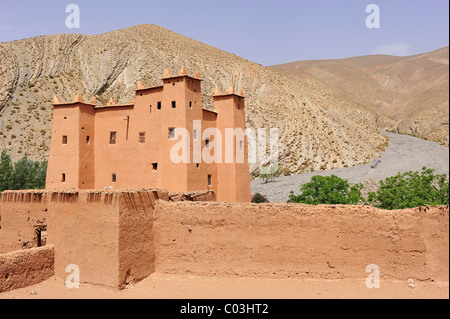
[251,132,449,203]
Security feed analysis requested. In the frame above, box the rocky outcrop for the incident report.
[0,24,386,173]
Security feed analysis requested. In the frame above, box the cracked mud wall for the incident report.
[154,202,449,283]
[0,245,54,293]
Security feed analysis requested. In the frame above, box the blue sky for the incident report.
[0,0,448,65]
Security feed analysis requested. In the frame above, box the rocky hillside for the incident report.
[270,47,449,146]
[0,24,387,174]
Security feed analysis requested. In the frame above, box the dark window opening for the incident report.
[172,83,175,86]
[169,128,175,139]
[36,229,42,247]
[172,101,176,109]
[35,228,46,247]
[62,173,66,183]
[150,105,152,113]
[139,132,146,143]
[112,174,117,183]
[189,101,192,108]
[208,174,212,186]
[196,163,199,168]
[152,163,158,171]
[157,101,162,110]
[64,116,67,120]
[205,138,210,149]
[110,131,117,144]
[86,136,90,144]
[62,135,68,144]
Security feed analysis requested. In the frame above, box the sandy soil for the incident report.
[1,273,448,299]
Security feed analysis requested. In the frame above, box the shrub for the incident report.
[288,175,363,205]
[0,149,47,192]
[367,167,449,210]
[251,193,270,203]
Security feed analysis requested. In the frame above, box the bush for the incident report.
[0,149,47,193]
[251,193,270,203]
[367,167,449,210]
[288,175,363,205]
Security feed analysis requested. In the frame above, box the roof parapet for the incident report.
[178,66,188,76]
[74,93,84,103]
[53,95,61,105]
[107,98,116,106]
[163,69,172,78]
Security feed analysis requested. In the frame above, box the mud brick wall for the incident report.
[1,189,168,289]
[154,202,449,283]
[47,189,168,289]
[0,245,54,293]
[0,191,48,253]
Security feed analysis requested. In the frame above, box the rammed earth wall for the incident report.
[0,190,448,293]
[153,201,449,283]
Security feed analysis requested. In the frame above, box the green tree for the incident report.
[367,167,449,210]
[288,175,363,205]
[0,149,14,192]
[11,156,47,190]
[0,150,47,193]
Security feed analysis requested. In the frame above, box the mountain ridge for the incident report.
[269,46,449,146]
[0,24,400,174]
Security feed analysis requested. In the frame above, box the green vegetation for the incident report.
[288,175,364,205]
[0,149,47,193]
[287,167,449,210]
[367,167,449,210]
[251,193,270,203]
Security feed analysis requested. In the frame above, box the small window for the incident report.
[189,101,192,108]
[157,102,162,110]
[86,136,90,144]
[62,173,66,183]
[62,136,68,144]
[168,128,175,139]
[196,163,199,168]
[152,163,158,171]
[149,105,152,113]
[139,132,146,143]
[112,174,117,183]
[172,101,176,109]
[110,132,117,144]
[64,116,67,120]
[208,174,212,186]
[205,138,210,149]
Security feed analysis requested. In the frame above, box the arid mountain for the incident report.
[270,47,449,146]
[0,24,387,174]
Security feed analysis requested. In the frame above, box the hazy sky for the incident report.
[0,0,448,65]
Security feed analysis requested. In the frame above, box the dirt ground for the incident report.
[1,273,448,299]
